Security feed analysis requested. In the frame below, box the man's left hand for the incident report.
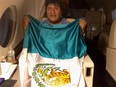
[79,19,87,33]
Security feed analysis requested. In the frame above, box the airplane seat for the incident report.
[85,11,106,40]
[106,20,116,81]
[98,24,110,56]
[108,20,116,48]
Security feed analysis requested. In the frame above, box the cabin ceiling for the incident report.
[85,0,116,9]
[68,0,116,9]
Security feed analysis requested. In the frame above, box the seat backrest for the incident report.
[85,11,106,40]
[85,11,105,31]
[108,20,116,48]
[68,9,88,18]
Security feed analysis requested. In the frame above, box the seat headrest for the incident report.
[109,20,116,48]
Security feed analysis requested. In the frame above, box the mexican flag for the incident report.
[19,15,87,87]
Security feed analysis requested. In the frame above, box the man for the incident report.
[23,0,87,33]
[20,0,86,87]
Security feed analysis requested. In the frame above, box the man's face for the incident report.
[46,3,62,24]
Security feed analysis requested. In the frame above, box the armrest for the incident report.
[83,55,94,87]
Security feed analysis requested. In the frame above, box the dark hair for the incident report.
[45,0,63,10]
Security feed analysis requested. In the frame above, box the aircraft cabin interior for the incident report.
[0,0,116,87]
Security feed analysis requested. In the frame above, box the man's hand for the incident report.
[22,16,30,30]
[79,19,87,34]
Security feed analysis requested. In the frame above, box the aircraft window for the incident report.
[0,5,17,47]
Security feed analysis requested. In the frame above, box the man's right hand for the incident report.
[22,16,30,30]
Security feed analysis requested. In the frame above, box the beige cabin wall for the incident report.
[0,0,45,60]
